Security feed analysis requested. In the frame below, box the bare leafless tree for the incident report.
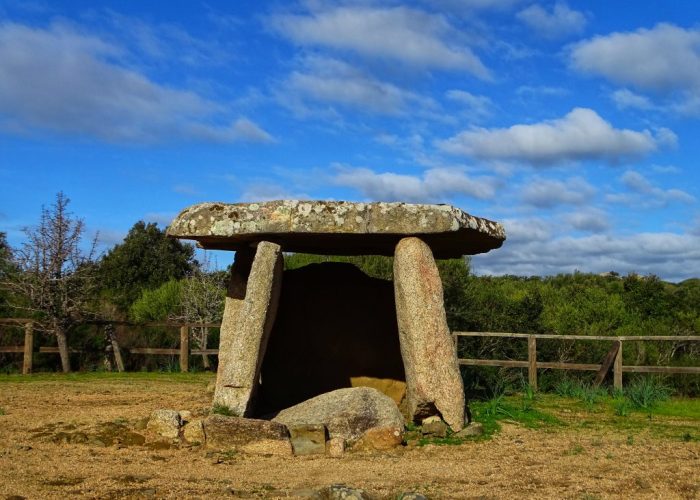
[174,253,225,369]
[5,192,97,372]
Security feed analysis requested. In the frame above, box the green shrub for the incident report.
[625,377,672,410]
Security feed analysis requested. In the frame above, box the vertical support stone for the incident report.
[23,321,33,375]
[393,237,465,431]
[528,336,537,391]
[180,325,189,373]
[213,241,283,417]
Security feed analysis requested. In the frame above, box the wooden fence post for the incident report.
[528,335,537,390]
[614,340,623,390]
[180,325,189,373]
[22,321,33,375]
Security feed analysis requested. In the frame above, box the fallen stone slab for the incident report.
[272,387,405,445]
[166,200,505,258]
[203,415,292,456]
[394,237,465,431]
[351,426,404,451]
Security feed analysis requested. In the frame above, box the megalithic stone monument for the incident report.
[167,200,505,431]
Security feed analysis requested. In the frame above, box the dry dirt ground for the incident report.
[0,373,698,499]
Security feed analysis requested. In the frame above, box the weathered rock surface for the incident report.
[203,415,292,456]
[146,409,181,439]
[421,416,448,438]
[167,200,505,258]
[213,241,283,416]
[271,387,405,445]
[454,422,484,438]
[288,424,328,456]
[394,237,465,431]
[182,420,205,444]
[327,437,345,458]
[258,262,404,414]
[352,426,404,451]
[319,485,370,500]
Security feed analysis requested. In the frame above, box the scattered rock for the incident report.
[399,493,428,500]
[421,416,448,438]
[454,422,484,438]
[319,484,370,500]
[178,410,193,423]
[352,426,403,451]
[146,409,181,439]
[133,417,149,430]
[205,380,216,394]
[272,387,404,445]
[182,420,205,444]
[203,415,292,456]
[394,237,465,431]
[213,241,283,417]
[327,437,345,458]
[288,424,327,456]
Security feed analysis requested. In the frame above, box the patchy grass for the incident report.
[211,404,237,417]
[0,371,213,385]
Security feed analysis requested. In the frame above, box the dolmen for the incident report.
[167,200,505,451]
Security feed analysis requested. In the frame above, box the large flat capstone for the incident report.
[166,200,505,258]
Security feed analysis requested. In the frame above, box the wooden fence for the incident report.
[2,318,699,388]
[0,318,219,374]
[453,331,700,390]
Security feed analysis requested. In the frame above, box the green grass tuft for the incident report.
[211,404,237,417]
[625,377,672,411]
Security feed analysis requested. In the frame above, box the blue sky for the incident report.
[1,0,699,281]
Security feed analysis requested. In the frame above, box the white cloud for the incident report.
[517,2,587,39]
[239,183,311,202]
[0,21,272,143]
[438,108,665,165]
[472,224,700,282]
[570,23,700,92]
[521,177,596,208]
[187,118,275,143]
[611,88,655,111]
[619,170,696,205]
[564,208,610,233]
[425,0,523,11]
[279,56,439,117]
[270,5,490,78]
[332,165,499,202]
[445,90,493,119]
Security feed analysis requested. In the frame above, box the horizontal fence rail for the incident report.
[453,331,700,390]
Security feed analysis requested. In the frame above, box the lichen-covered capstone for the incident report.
[394,237,465,431]
[166,200,505,258]
[213,241,283,417]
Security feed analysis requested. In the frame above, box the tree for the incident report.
[98,221,196,310]
[0,232,18,317]
[4,193,97,372]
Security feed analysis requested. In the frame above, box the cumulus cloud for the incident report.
[332,165,499,202]
[269,5,490,78]
[472,223,700,282]
[521,177,596,208]
[611,89,655,111]
[278,56,438,117]
[619,170,695,205]
[570,23,700,92]
[0,22,272,143]
[437,108,666,165]
[445,90,493,119]
[564,208,610,233]
[517,2,587,39]
[239,183,311,202]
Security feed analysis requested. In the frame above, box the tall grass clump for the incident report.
[625,377,672,410]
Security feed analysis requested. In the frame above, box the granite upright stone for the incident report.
[393,237,465,431]
[213,241,283,416]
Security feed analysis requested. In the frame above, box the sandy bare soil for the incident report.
[0,374,698,499]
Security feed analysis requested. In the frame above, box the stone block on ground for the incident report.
[182,420,205,444]
[351,426,404,451]
[146,409,181,439]
[288,424,328,456]
[453,422,484,438]
[319,484,370,500]
[421,416,448,438]
[213,241,283,417]
[203,415,292,456]
[327,437,345,458]
[272,387,404,445]
[394,237,465,431]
